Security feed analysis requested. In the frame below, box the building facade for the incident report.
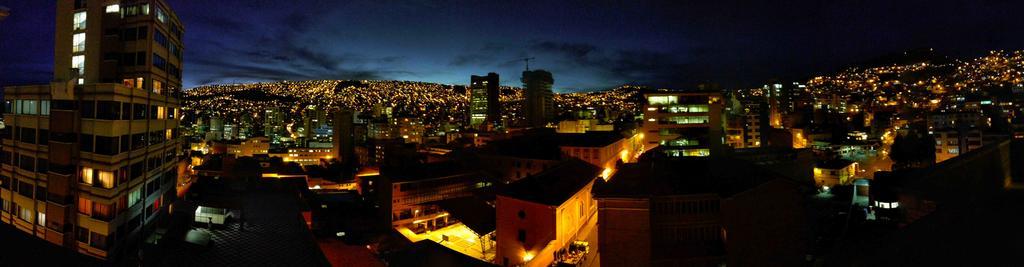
[495,160,600,267]
[469,73,501,129]
[933,128,984,163]
[522,70,554,128]
[813,159,858,187]
[269,148,332,166]
[364,163,484,231]
[1,0,183,261]
[595,158,807,267]
[228,137,269,157]
[641,92,725,157]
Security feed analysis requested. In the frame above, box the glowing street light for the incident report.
[523,251,535,262]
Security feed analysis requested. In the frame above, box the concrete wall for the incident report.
[495,196,556,267]
[722,179,807,267]
[597,197,651,267]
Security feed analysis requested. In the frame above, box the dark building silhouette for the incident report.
[522,70,554,128]
[829,139,1024,266]
[595,156,808,267]
[469,73,501,129]
[333,110,354,164]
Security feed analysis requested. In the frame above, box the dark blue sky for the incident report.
[1,0,1022,92]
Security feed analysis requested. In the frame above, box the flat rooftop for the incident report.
[498,159,602,205]
[156,180,329,266]
[595,157,787,198]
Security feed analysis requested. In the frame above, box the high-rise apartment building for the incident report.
[641,92,725,157]
[523,70,554,128]
[264,107,286,144]
[469,73,500,129]
[1,0,183,261]
[301,105,329,145]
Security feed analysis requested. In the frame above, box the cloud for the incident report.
[530,41,598,65]
[521,40,695,88]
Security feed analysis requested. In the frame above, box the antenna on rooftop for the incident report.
[523,57,536,71]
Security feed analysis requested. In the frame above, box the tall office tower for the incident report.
[522,70,554,128]
[641,92,725,157]
[1,0,183,261]
[469,73,500,129]
[765,82,796,116]
[333,110,354,164]
[238,114,253,139]
[264,107,285,144]
[206,116,224,141]
[301,105,328,145]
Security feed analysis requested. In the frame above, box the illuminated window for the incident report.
[73,11,87,30]
[72,33,86,53]
[78,197,93,215]
[128,187,142,207]
[662,115,709,125]
[135,77,144,89]
[37,212,46,226]
[93,202,111,219]
[98,171,115,189]
[72,55,85,76]
[81,167,94,185]
[155,7,167,23]
[19,206,33,223]
[647,95,678,105]
[153,80,163,94]
[16,100,38,115]
[105,4,120,13]
[123,78,136,88]
[662,104,709,113]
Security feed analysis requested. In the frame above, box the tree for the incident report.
[890,128,936,170]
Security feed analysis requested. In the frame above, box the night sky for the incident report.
[1,0,1022,92]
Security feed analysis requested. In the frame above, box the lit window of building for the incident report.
[72,55,85,76]
[98,171,115,189]
[73,33,86,53]
[81,167,94,185]
[105,4,120,13]
[73,11,87,30]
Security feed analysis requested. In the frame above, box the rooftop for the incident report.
[381,161,479,183]
[595,157,788,198]
[429,196,496,235]
[498,159,602,205]
[555,131,627,147]
[384,240,495,267]
[816,159,856,169]
[157,179,329,266]
[481,129,627,160]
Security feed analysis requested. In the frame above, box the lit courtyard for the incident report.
[397,223,496,262]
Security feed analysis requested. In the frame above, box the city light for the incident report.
[523,252,535,262]
[3,1,1022,266]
